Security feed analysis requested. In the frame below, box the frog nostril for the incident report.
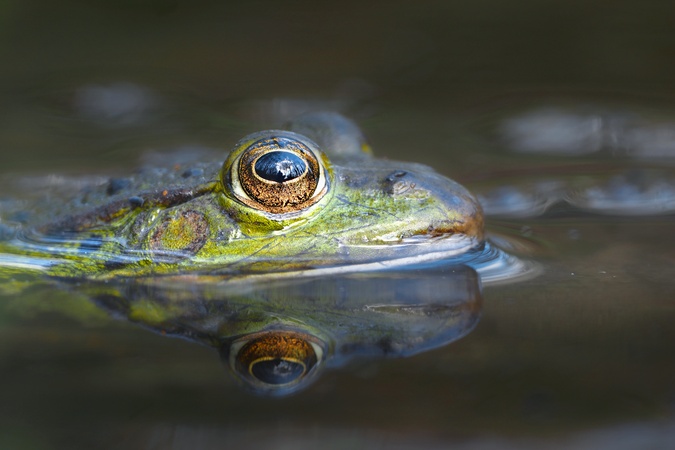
[387,170,408,181]
[384,171,418,196]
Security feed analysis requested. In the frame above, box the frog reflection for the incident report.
[84,265,482,395]
[227,330,324,393]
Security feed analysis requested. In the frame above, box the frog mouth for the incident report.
[332,232,481,268]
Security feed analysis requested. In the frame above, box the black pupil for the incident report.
[251,359,305,385]
[254,151,307,183]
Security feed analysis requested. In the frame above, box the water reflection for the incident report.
[74,265,482,395]
[566,168,675,215]
[472,103,675,218]
[477,165,675,218]
[498,105,675,158]
[73,82,160,126]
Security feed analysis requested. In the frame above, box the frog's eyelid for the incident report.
[309,342,324,361]
[227,152,247,201]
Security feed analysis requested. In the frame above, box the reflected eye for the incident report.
[250,357,306,385]
[228,330,324,393]
[222,131,329,215]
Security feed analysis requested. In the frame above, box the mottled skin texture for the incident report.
[0,113,483,280]
[0,113,486,394]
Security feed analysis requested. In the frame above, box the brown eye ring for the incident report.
[228,330,325,393]
[224,131,329,215]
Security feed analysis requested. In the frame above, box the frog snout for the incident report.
[383,169,484,240]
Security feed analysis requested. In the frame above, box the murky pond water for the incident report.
[1,1,674,449]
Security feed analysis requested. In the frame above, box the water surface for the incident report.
[1,1,674,449]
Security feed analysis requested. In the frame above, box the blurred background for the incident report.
[0,1,674,449]
[3,0,675,172]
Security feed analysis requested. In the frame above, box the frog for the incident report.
[0,112,490,395]
[0,112,484,281]
[76,264,482,395]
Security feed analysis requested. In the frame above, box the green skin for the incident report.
[0,113,485,393]
[0,113,483,280]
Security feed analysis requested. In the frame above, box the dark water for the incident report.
[1,1,674,449]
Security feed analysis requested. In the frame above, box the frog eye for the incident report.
[222,131,329,215]
[228,331,324,394]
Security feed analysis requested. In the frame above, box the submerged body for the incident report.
[0,113,483,280]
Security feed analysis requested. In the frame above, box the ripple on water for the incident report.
[451,241,540,286]
[566,169,675,215]
[476,166,675,218]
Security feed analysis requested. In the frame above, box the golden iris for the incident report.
[222,131,329,215]
[230,330,323,389]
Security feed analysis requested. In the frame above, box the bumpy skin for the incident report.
[0,113,483,280]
